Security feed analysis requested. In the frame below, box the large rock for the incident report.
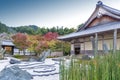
[9,58,21,64]
[0,66,33,80]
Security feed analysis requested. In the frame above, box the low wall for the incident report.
[50,52,63,57]
[80,50,105,56]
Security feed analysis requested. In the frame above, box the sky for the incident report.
[0,0,120,28]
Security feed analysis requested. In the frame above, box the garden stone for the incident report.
[0,65,33,80]
[9,58,21,64]
[29,57,37,62]
[38,49,50,62]
[52,58,61,61]
[82,55,91,60]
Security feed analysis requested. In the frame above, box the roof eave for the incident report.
[58,22,120,41]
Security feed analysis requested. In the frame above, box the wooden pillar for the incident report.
[95,33,98,54]
[71,43,75,55]
[113,29,117,52]
[62,41,64,55]
[102,35,105,53]
[12,46,14,55]
[90,36,95,55]
[83,38,85,54]
[102,35,104,50]
[102,35,109,53]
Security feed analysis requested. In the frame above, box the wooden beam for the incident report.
[113,29,117,52]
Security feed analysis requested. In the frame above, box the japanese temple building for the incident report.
[1,40,31,55]
[58,1,120,55]
[1,40,15,55]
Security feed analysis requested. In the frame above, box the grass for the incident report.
[60,51,120,80]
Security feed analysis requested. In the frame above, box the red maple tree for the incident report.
[44,32,59,41]
[12,33,31,55]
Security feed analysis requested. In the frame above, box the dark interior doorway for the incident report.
[2,46,14,55]
[75,47,80,55]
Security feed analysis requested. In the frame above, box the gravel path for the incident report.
[0,57,60,80]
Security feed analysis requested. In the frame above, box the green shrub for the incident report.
[13,54,23,59]
[60,51,120,80]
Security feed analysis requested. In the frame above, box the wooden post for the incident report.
[11,46,14,55]
[113,29,117,53]
[84,38,85,54]
[102,35,104,50]
[71,43,75,55]
[95,33,98,54]
[90,36,95,55]
[62,41,64,55]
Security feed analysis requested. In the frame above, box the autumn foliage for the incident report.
[12,33,31,55]
[12,32,70,56]
[27,35,48,55]
[44,32,58,41]
[35,41,48,53]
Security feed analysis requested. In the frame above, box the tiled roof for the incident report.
[101,3,120,16]
[58,21,120,40]
[77,1,120,31]
[1,40,14,46]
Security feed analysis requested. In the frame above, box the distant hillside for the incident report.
[11,25,39,35]
[0,22,76,35]
[0,22,8,33]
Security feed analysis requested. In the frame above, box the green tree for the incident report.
[77,23,84,29]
